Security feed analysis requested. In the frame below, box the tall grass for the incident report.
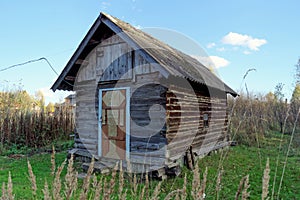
[0,106,74,153]
[0,108,74,153]
[0,86,75,153]
[0,149,277,200]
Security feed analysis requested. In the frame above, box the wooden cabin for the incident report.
[51,12,237,175]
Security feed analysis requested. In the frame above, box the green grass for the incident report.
[0,152,67,199]
[0,140,74,156]
[196,145,300,199]
[0,133,299,199]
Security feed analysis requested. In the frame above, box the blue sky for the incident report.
[0,0,299,103]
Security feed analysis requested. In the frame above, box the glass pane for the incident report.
[102,109,106,125]
[103,90,125,107]
[107,109,118,137]
[119,109,124,126]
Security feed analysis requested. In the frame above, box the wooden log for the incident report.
[186,146,195,170]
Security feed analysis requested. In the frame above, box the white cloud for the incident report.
[221,32,267,51]
[133,25,142,29]
[243,50,252,55]
[216,47,226,52]
[192,55,230,69]
[37,87,74,104]
[101,1,111,10]
[207,42,216,48]
[209,56,230,68]
[38,87,54,98]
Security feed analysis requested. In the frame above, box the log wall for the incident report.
[166,84,229,162]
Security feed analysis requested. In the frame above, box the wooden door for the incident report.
[99,88,128,160]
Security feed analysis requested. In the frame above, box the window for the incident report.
[203,113,209,128]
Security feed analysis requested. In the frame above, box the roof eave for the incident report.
[51,14,103,92]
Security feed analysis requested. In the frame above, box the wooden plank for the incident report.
[74,138,97,144]
[129,155,166,165]
[75,143,97,151]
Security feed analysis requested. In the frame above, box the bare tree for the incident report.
[273,83,288,133]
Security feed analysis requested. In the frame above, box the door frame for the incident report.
[98,87,130,159]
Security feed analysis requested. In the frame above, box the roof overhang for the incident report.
[51,12,237,97]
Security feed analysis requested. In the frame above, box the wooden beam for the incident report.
[75,59,89,66]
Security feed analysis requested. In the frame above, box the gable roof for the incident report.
[51,12,237,97]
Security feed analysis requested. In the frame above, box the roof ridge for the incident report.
[51,12,237,96]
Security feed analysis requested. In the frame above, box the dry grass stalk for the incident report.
[126,159,139,199]
[174,191,180,200]
[7,171,14,200]
[277,108,300,199]
[126,159,136,198]
[216,167,224,200]
[235,175,250,200]
[92,175,97,189]
[51,145,56,176]
[118,161,124,200]
[93,176,103,200]
[1,182,7,200]
[42,180,51,200]
[131,173,138,197]
[119,189,127,200]
[164,189,181,200]
[145,173,149,199]
[235,176,246,200]
[138,185,145,200]
[262,158,270,200]
[27,160,37,196]
[108,163,118,198]
[102,177,109,200]
[150,181,162,200]
[181,174,187,200]
[79,156,94,200]
[53,159,66,200]
[201,167,208,197]
[102,163,118,200]
[242,175,250,200]
[271,107,290,199]
[191,163,207,200]
[64,154,78,200]
[191,162,200,199]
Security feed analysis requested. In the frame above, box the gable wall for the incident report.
[74,34,167,164]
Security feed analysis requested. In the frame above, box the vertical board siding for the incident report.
[96,36,133,82]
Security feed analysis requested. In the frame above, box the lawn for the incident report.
[0,152,67,199]
[0,133,299,199]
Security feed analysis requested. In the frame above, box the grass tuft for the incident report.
[262,158,270,200]
[27,160,36,197]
